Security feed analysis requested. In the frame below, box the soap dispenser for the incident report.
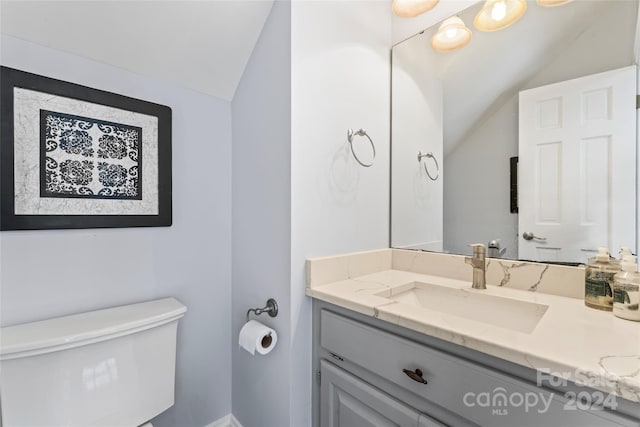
[613,255,640,321]
[619,246,633,261]
[585,247,619,311]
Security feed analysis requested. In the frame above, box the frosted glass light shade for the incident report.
[392,0,440,18]
[474,0,527,32]
[431,17,473,53]
[536,0,574,7]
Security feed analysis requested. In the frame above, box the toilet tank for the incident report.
[0,298,187,427]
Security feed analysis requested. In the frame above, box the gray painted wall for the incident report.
[231,3,292,427]
[0,34,232,427]
[231,3,392,426]
[444,96,519,259]
[290,2,392,426]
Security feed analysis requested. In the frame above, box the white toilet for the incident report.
[0,297,187,427]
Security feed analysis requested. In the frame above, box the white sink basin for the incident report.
[378,282,549,334]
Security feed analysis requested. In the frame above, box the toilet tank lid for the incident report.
[1,298,187,360]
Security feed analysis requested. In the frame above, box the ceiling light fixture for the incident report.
[536,0,574,7]
[474,0,527,32]
[431,16,473,53]
[392,0,440,18]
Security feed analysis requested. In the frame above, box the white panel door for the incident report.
[519,66,636,262]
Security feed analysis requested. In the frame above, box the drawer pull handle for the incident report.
[402,368,428,384]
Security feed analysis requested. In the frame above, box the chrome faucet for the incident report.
[464,243,486,290]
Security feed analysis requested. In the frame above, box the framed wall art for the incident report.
[1,66,172,230]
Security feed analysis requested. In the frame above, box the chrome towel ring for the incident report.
[347,128,375,167]
[417,151,439,181]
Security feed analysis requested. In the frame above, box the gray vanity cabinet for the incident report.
[321,360,444,427]
[313,301,640,427]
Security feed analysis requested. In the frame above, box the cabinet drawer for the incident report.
[320,310,638,427]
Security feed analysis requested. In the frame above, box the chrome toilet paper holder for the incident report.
[246,298,278,322]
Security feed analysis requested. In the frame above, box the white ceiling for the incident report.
[0,0,274,101]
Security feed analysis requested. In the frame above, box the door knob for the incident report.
[522,231,546,241]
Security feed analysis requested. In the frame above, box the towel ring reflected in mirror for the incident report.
[417,151,439,181]
[347,128,375,167]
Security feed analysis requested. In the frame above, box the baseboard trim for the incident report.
[206,413,243,427]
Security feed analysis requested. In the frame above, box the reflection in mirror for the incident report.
[391,0,640,263]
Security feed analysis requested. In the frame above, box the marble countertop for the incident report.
[306,268,640,404]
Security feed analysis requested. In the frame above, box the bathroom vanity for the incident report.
[308,249,640,427]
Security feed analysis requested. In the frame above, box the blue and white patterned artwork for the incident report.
[41,110,142,200]
[13,87,159,217]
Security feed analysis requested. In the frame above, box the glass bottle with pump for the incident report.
[613,255,640,321]
[585,247,619,311]
[619,247,633,261]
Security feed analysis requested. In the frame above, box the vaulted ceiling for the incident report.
[0,0,274,101]
[438,0,637,155]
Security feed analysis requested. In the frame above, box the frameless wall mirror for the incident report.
[391,0,640,264]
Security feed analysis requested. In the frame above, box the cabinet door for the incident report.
[320,360,446,427]
[418,414,447,427]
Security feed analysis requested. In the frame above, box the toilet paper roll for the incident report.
[239,320,278,355]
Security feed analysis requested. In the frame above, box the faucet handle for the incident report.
[468,243,485,257]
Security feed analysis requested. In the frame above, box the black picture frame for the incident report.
[1,66,172,230]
